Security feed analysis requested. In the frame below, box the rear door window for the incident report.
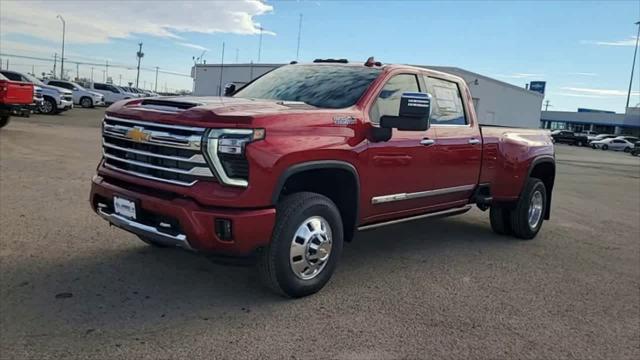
[424,77,467,125]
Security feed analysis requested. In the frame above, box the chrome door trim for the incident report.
[358,205,472,231]
[371,184,476,205]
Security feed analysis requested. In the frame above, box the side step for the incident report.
[357,205,472,231]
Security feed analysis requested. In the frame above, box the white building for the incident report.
[192,63,544,128]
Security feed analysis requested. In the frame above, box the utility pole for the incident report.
[32,65,35,76]
[119,74,122,85]
[154,66,159,92]
[53,53,57,78]
[218,42,225,96]
[543,100,552,111]
[90,67,94,82]
[257,26,264,63]
[57,15,65,79]
[102,70,106,82]
[105,60,109,81]
[296,13,303,60]
[76,62,79,80]
[135,43,144,88]
[625,21,640,111]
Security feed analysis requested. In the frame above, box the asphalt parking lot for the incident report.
[1,108,639,359]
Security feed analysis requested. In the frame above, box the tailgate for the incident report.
[0,80,34,105]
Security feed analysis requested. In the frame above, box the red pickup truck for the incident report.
[0,73,34,128]
[90,60,555,297]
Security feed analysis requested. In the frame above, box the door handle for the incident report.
[420,138,435,146]
[468,138,481,145]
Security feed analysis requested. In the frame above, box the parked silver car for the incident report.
[591,138,635,152]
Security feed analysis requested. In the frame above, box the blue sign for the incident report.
[529,81,546,95]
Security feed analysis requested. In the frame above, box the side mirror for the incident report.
[224,83,236,97]
[380,92,431,131]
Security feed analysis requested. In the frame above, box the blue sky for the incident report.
[1,0,638,112]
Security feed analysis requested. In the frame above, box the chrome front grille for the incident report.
[101,116,213,186]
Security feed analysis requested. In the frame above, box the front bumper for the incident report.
[90,175,276,256]
[59,99,73,110]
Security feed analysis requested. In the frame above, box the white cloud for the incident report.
[560,87,640,97]
[581,36,639,47]
[494,73,544,79]
[568,72,598,77]
[0,1,274,45]
[177,43,210,52]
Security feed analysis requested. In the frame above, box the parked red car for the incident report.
[90,60,555,297]
[0,73,34,128]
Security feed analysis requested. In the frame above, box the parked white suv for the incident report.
[86,82,133,105]
[0,70,73,114]
[44,79,105,108]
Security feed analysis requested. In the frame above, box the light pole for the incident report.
[56,15,65,79]
[257,26,264,63]
[625,21,640,111]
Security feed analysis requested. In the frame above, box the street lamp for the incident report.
[625,21,640,111]
[56,15,66,79]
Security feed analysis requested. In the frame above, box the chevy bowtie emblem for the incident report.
[126,127,151,142]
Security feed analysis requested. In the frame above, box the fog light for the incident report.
[215,218,233,241]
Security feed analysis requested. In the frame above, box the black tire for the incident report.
[623,147,631,153]
[137,235,169,248]
[40,97,57,115]
[0,115,9,129]
[577,141,584,147]
[490,206,512,235]
[509,178,547,240]
[602,144,608,150]
[80,97,93,108]
[591,144,597,149]
[258,192,343,298]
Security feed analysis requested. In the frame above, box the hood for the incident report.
[105,96,326,127]
[41,84,73,95]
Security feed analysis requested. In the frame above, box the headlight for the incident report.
[205,128,265,187]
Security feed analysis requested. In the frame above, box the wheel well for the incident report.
[529,161,555,220]
[277,168,359,242]
[80,96,91,102]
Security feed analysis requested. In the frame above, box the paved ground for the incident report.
[1,109,639,359]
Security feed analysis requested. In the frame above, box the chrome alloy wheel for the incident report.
[528,190,544,229]
[289,216,333,280]
[40,100,53,114]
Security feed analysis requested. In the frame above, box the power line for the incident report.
[0,52,191,77]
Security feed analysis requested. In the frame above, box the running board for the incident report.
[357,205,473,231]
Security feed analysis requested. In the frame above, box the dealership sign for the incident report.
[529,81,546,95]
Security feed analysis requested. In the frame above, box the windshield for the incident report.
[233,65,381,108]
[22,73,45,86]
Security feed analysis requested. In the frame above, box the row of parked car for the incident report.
[550,130,639,155]
[0,69,158,115]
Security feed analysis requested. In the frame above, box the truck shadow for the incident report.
[4,214,513,337]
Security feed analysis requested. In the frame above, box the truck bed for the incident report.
[0,79,34,105]
[479,125,554,201]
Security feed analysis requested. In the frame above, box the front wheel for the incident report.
[39,98,57,115]
[258,192,343,298]
[509,178,547,240]
[0,115,9,129]
[577,141,584,147]
[80,97,93,108]
[624,147,631,153]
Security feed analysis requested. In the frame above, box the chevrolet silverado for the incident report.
[90,60,555,297]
